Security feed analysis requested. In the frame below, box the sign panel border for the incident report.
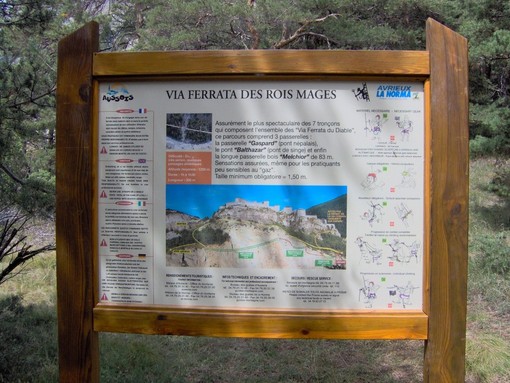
[92,74,429,338]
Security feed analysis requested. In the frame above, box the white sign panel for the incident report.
[97,80,424,310]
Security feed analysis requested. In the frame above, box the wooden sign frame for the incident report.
[56,18,468,382]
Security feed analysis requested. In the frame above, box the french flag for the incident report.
[138,108,147,114]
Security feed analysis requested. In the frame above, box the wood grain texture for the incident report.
[56,21,99,383]
[422,79,432,315]
[424,18,469,383]
[94,306,427,340]
[93,50,430,77]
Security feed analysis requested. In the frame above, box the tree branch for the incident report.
[0,163,26,186]
[0,163,52,194]
[246,18,260,49]
[273,13,340,49]
[0,242,54,285]
[6,86,56,110]
[0,214,55,285]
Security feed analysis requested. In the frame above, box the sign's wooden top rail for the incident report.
[93,50,430,77]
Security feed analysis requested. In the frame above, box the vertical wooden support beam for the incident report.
[56,22,99,383]
[424,18,469,382]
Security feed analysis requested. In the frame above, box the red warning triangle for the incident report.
[100,190,107,198]
[100,146,108,154]
[100,239,107,247]
[101,293,108,301]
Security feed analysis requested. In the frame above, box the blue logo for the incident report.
[103,83,134,102]
[376,85,417,99]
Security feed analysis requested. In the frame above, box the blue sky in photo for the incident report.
[166,184,347,219]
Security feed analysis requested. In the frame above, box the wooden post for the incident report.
[424,18,469,382]
[56,22,99,383]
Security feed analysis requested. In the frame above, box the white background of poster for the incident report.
[97,80,424,310]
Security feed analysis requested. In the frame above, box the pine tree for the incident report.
[0,0,58,216]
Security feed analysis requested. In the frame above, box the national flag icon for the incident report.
[100,146,108,154]
[100,239,107,247]
[138,108,147,113]
[138,201,147,207]
[101,293,108,301]
[100,190,107,198]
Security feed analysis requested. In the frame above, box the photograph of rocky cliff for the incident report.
[165,185,347,269]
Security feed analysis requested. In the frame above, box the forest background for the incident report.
[0,1,509,382]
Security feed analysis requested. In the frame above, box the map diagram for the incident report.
[165,185,347,270]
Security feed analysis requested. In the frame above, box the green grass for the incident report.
[1,158,510,382]
[466,158,510,383]
[468,158,510,317]
[466,333,510,383]
[98,335,423,383]
[0,294,58,382]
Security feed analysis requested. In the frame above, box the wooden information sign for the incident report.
[56,18,468,382]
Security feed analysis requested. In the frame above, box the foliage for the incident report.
[0,0,58,217]
[0,295,58,382]
[488,158,510,199]
[166,225,229,248]
[458,0,510,156]
[469,104,510,156]
[0,0,509,220]
[195,226,230,246]
[0,209,55,285]
[92,0,510,157]
[166,228,194,249]
[466,333,510,382]
[1,4,510,382]
[468,158,510,316]
[2,158,510,383]
[283,226,344,253]
[320,232,346,253]
[132,0,446,51]
[306,194,347,236]
[1,0,509,214]
[471,232,510,277]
